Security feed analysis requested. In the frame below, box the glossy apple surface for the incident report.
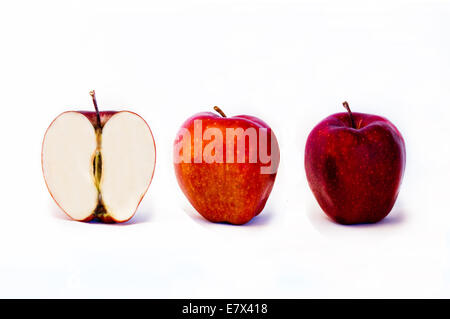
[174,107,280,225]
[305,102,406,224]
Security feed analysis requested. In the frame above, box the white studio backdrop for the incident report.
[0,0,449,298]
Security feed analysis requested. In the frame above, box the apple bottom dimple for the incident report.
[175,163,275,225]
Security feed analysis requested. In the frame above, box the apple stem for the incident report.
[90,90,102,128]
[342,101,356,129]
[213,106,227,118]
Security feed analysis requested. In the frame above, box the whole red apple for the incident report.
[174,106,280,225]
[305,102,406,224]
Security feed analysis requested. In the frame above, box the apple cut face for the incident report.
[100,112,156,222]
[42,112,99,221]
[42,111,156,222]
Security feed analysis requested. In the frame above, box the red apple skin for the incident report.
[42,110,156,223]
[174,112,280,225]
[79,110,116,129]
[305,112,406,224]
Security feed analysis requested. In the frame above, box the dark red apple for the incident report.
[174,106,280,225]
[305,102,406,224]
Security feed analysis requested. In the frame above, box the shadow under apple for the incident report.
[48,199,153,226]
[307,200,406,232]
[182,204,273,228]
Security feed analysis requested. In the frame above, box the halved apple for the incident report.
[42,91,156,222]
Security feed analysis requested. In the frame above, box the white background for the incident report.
[0,0,449,298]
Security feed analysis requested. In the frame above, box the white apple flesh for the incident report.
[42,92,156,222]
